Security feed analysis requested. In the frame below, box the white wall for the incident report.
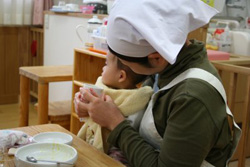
[44,14,88,102]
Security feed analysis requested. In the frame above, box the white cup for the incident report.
[79,84,103,122]
[83,83,103,97]
[58,1,66,6]
[66,3,79,11]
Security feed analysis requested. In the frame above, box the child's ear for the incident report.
[118,70,127,83]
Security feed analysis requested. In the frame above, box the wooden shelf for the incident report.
[70,49,106,134]
[73,48,106,83]
[73,80,84,87]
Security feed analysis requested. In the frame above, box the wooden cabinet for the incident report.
[70,48,106,134]
[0,26,44,104]
[0,27,30,104]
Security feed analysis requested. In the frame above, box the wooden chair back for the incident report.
[212,61,250,167]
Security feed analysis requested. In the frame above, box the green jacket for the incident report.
[108,40,232,167]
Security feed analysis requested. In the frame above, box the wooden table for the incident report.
[19,65,73,126]
[4,124,124,167]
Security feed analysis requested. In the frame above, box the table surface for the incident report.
[4,124,124,167]
[19,65,73,83]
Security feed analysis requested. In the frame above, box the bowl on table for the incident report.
[14,142,78,167]
[33,132,73,145]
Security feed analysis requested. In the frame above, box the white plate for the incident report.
[15,143,77,167]
[33,132,73,145]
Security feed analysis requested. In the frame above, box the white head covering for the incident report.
[107,0,218,64]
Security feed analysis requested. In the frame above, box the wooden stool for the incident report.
[35,101,71,130]
[19,65,73,126]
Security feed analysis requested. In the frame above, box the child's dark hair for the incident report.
[116,58,148,85]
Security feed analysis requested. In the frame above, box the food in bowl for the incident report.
[15,143,77,167]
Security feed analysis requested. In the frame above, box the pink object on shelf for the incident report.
[207,49,230,61]
[80,5,95,14]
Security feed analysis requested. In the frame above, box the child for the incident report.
[77,52,153,154]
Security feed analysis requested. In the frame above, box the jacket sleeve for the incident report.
[107,94,217,167]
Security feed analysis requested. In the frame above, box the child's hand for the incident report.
[80,86,102,102]
[79,89,124,131]
[79,87,90,103]
[74,92,89,117]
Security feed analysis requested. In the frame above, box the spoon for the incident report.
[26,156,74,166]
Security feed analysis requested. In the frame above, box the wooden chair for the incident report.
[35,101,71,130]
[212,61,250,167]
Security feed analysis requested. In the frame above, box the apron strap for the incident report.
[159,68,240,131]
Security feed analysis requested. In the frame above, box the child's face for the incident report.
[102,52,121,88]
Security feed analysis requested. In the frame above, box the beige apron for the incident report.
[139,68,241,167]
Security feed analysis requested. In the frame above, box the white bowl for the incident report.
[15,143,78,167]
[33,132,73,145]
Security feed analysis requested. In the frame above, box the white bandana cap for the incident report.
[107,0,218,64]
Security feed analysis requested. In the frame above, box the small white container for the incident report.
[86,15,102,47]
[33,132,73,145]
[92,35,108,52]
[83,83,103,96]
[65,3,80,12]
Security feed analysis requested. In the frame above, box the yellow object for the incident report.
[206,44,218,50]
[77,77,153,152]
[202,0,215,7]
[201,0,225,12]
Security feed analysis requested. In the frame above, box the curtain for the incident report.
[33,0,53,25]
[0,0,34,25]
[0,0,53,25]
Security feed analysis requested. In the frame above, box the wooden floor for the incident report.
[0,103,38,129]
[0,103,250,166]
